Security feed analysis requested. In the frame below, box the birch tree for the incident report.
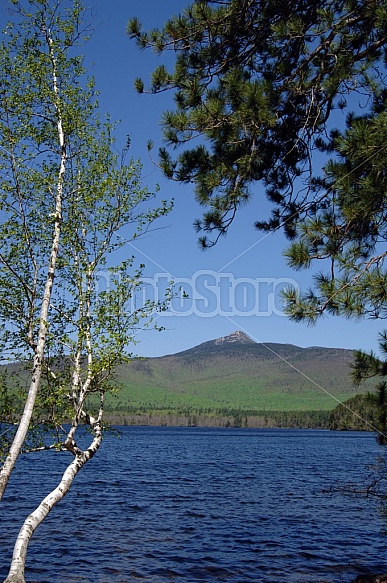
[3,121,170,583]
[0,1,171,581]
[0,0,87,499]
[0,0,169,512]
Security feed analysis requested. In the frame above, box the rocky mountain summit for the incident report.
[214,330,255,346]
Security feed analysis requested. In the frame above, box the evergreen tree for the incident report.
[350,331,387,443]
[282,105,387,321]
[128,0,387,246]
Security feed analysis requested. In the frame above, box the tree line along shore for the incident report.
[103,394,378,431]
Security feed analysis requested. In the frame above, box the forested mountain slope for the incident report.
[110,331,369,414]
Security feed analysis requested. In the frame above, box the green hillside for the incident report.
[106,331,372,416]
[2,331,376,428]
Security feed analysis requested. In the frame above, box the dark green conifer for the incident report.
[128,0,387,246]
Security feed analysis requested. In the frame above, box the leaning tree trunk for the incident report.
[0,27,67,502]
[3,427,102,583]
[0,205,63,502]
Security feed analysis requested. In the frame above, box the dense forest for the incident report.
[102,394,379,432]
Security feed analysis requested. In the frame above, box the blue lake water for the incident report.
[1,427,387,583]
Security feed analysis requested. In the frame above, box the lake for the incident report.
[1,427,387,582]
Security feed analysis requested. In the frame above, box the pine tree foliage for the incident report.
[350,331,387,443]
[128,0,387,246]
[282,105,387,321]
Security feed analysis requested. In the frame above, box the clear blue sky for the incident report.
[83,0,383,358]
[1,0,383,359]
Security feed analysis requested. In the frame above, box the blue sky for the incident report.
[85,0,384,358]
[1,0,383,360]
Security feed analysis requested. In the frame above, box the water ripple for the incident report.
[1,428,386,582]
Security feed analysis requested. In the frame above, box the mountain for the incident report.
[174,330,256,356]
[110,331,373,417]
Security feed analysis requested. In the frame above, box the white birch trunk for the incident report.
[0,27,66,501]
[3,425,102,583]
